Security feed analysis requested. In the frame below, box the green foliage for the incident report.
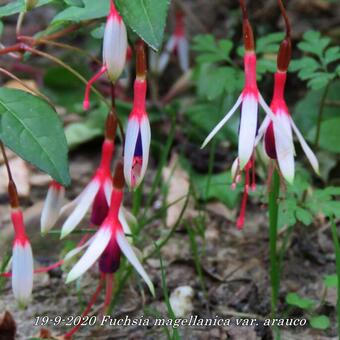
[52,0,170,50]
[52,0,109,22]
[323,274,337,288]
[191,171,240,208]
[290,30,340,89]
[116,0,170,51]
[192,35,233,64]
[286,292,316,310]
[278,169,340,228]
[0,0,54,17]
[0,88,70,186]
[309,315,330,330]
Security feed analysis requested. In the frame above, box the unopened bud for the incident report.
[277,38,292,72]
[243,19,255,51]
[136,40,147,79]
[105,112,118,141]
[113,161,125,189]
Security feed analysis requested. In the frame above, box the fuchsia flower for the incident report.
[260,42,319,183]
[201,8,279,229]
[83,0,127,109]
[64,163,154,296]
[201,18,276,171]
[60,138,114,238]
[40,180,65,234]
[158,10,189,73]
[124,41,151,189]
[11,208,34,307]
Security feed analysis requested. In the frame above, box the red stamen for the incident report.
[103,273,114,313]
[236,162,251,229]
[64,275,104,339]
[83,66,107,110]
[251,156,256,191]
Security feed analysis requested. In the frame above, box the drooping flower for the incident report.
[64,162,155,296]
[158,10,189,73]
[40,180,65,235]
[124,41,151,189]
[11,208,34,307]
[83,0,127,110]
[259,25,319,183]
[59,114,117,238]
[201,15,276,170]
[60,139,114,238]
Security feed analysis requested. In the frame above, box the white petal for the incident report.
[238,95,258,169]
[135,116,151,188]
[290,117,320,175]
[12,241,34,307]
[116,230,155,296]
[64,236,94,262]
[124,118,140,188]
[118,207,132,238]
[231,158,239,180]
[273,114,295,183]
[158,36,176,73]
[40,184,65,234]
[66,227,112,283]
[60,180,100,239]
[103,16,127,82]
[178,37,189,72]
[201,94,242,148]
[255,116,271,147]
[104,179,113,206]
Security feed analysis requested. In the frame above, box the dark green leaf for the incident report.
[0,88,70,185]
[52,0,109,23]
[308,117,340,153]
[116,0,170,51]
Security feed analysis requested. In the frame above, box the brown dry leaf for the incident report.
[0,311,16,340]
[0,156,31,197]
[206,202,235,221]
[162,153,196,227]
[5,79,38,95]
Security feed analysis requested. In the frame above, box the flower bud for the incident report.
[103,3,128,83]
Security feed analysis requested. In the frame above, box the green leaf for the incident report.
[309,315,330,330]
[308,117,340,153]
[298,30,330,58]
[256,32,284,54]
[193,35,233,64]
[115,0,170,51]
[52,0,109,23]
[191,171,240,208]
[285,292,316,310]
[293,80,340,138]
[0,88,70,186]
[0,0,55,18]
[324,46,340,65]
[323,274,337,288]
[307,72,334,90]
[295,207,313,226]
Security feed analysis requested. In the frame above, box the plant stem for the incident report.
[268,169,280,340]
[314,81,331,148]
[331,218,340,337]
